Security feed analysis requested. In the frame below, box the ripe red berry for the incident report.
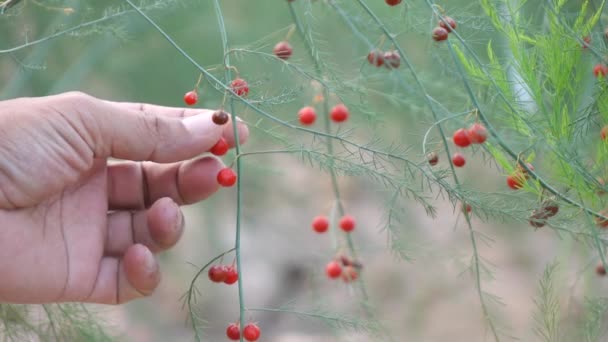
[594,63,608,78]
[427,151,439,166]
[506,174,524,190]
[597,264,607,276]
[273,41,293,60]
[312,215,329,233]
[208,265,227,283]
[339,215,356,232]
[438,16,457,33]
[298,106,317,125]
[217,168,237,187]
[226,323,241,340]
[385,0,402,5]
[602,126,608,140]
[183,91,198,106]
[341,266,359,282]
[452,153,466,167]
[210,137,229,156]
[231,78,249,97]
[330,104,349,123]
[242,323,261,342]
[223,266,239,285]
[367,49,385,67]
[432,27,449,42]
[467,123,488,144]
[453,128,472,147]
[326,261,342,279]
[383,50,401,69]
[212,110,229,125]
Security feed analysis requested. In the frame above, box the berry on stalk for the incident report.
[273,41,293,60]
[208,265,226,283]
[210,137,229,156]
[183,91,198,106]
[594,63,608,78]
[212,110,229,125]
[339,215,356,232]
[453,128,471,147]
[367,49,384,67]
[217,168,237,187]
[231,78,249,97]
[298,106,317,125]
[330,104,349,123]
[507,174,524,190]
[243,323,261,342]
[438,16,457,33]
[384,50,401,69]
[226,323,241,341]
[312,215,329,233]
[223,266,239,285]
[326,261,342,279]
[432,27,449,42]
[385,0,402,5]
[468,123,488,144]
[427,151,439,166]
[452,153,466,167]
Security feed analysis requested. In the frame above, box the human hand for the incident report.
[0,92,248,304]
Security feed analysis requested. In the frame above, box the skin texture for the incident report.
[0,92,249,304]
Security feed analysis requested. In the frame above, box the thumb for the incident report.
[64,92,224,162]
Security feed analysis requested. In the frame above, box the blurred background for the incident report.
[1,0,607,341]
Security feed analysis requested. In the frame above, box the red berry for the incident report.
[210,137,229,156]
[385,0,402,5]
[208,265,227,283]
[602,126,608,140]
[383,50,401,69]
[594,63,608,78]
[438,16,457,33]
[582,35,591,49]
[226,323,241,341]
[298,106,317,125]
[339,215,356,232]
[462,203,472,213]
[330,104,349,123]
[273,41,293,60]
[217,168,237,187]
[597,264,607,276]
[506,173,524,190]
[231,78,250,97]
[467,123,488,144]
[326,261,342,279]
[427,151,439,166]
[432,27,449,42]
[243,323,261,342]
[341,266,359,282]
[451,153,465,167]
[212,110,229,125]
[367,49,385,67]
[312,215,329,233]
[453,128,472,147]
[223,266,239,285]
[183,91,198,106]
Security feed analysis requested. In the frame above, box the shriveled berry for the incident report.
[223,266,239,285]
[597,264,607,276]
[217,168,237,187]
[453,128,471,147]
[184,91,198,106]
[517,163,535,180]
[602,126,608,141]
[462,203,472,213]
[582,35,591,49]
[312,215,329,233]
[427,151,439,166]
[594,63,608,78]
[341,266,359,282]
[231,78,250,97]
[330,104,349,123]
[596,210,608,228]
[507,173,524,190]
[339,255,354,267]
[438,16,457,33]
[452,153,465,167]
[273,41,293,60]
[529,210,547,228]
[542,200,559,217]
[243,323,261,342]
[385,0,402,5]
[432,27,449,42]
[226,323,241,341]
[383,50,401,69]
[208,265,227,283]
[467,123,488,144]
[298,106,317,125]
[326,261,342,279]
[339,215,356,232]
[212,110,229,125]
[367,49,385,67]
[210,137,229,156]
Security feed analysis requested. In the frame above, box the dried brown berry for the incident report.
[212,110,229,125]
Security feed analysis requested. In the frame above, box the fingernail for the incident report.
[183,113,217,136]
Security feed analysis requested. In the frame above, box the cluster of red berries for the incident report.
[326,255,361,282]
[273,40,293,60]
[208,264,239,285]
[298,103,350,125]
[226,322,260,341]
[506,162,533,190]
[367,49,400,69]
[450,123,488,168]
[528,199,559,228]
[311,214,356,234]
[432,16,457,42]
